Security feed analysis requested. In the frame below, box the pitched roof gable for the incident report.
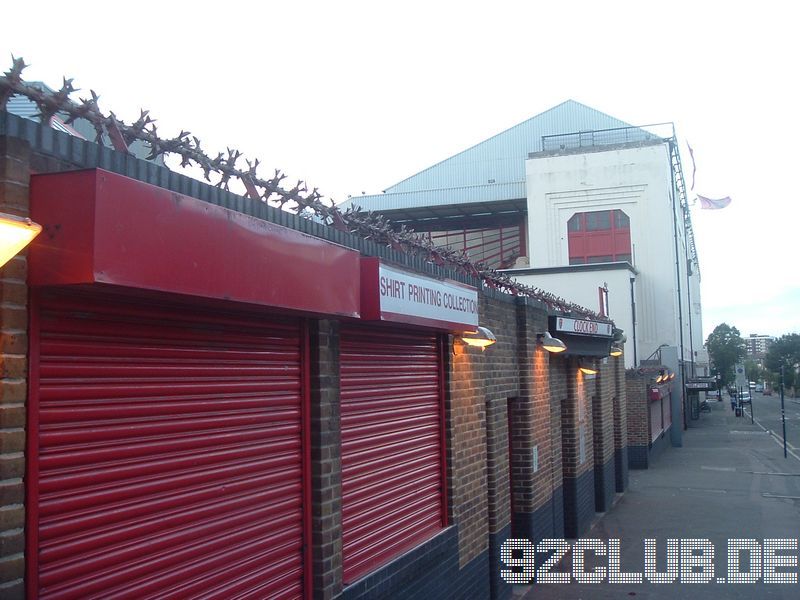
[385,100,635,194]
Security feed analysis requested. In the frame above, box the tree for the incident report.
[705,323,746,387]
[765,334,800,397]
[744,359,765,384]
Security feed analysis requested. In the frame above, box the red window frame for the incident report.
[567,209,631,265]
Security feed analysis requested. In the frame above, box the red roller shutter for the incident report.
[29,289,307,599]
[340,326,445,583]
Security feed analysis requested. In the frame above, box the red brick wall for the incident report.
[548,356,566,493]
[0,137,31,598]
[448,332,489,567]
[510,300,554,515]
[308,320,343,599]
[562,358,595,480]
[2,129,626,597]
[626,372,651,448]
[592,360,615,466]
[447,291,527,567]
[613,356,628,452]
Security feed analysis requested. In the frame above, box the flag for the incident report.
[687,142,697,190]
[697,195,731,210]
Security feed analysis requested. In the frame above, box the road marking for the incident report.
[762,493,800,500]
[743,408,800,463]
[680,487,727,494]
[700,466,736,472]
[743,471,800,476]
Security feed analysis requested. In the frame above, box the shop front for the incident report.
[27,169,360,599]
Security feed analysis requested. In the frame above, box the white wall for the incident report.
[508,265,637,368]
[525,143,700,366]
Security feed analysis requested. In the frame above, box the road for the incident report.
[734,389,800,460]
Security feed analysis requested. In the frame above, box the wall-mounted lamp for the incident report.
[537,332,566,353]
[0,213,42,268]
[578,359,598,375]
[609,345,623,357]
[669,370,676,381]
[459,326,497,351]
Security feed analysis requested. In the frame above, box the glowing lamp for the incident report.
[460,326,497,351]
[537,332,567,353]
[578,359,598,375]
[0,213,41,268]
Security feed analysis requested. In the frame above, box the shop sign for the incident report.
[361,258,478,330]
[555,316,613,337]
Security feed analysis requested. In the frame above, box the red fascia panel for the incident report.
[28,169,360,317]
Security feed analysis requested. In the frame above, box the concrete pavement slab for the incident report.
[512,400,800,599]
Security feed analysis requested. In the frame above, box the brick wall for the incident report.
[447,332,489,569]
[479,295,518,600]
[625,373,651,449]
[626,370,653,469]
[562,358,594,480]
[612,354,629,492]
[591,359,616,511]
[548,355,566,538]
[560,357,596,537]
[0,136,31,599]
[309,320,343,599]
[1,126,632,598]
[509,299,560,547]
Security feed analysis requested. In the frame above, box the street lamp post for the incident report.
[781,365,787,459]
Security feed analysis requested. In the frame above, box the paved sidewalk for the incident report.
[515,399,800,599]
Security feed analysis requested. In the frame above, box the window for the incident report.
[585,210,611,231]
[567,209,632,265]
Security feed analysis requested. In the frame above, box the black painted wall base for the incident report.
[614,446,629,492]
[488,524,513,600]
[341,527,463,600]
[628,429,672,471]
[510,487,564,568]
[650,427,670,462]
[552,486,564,539]
[562,469,595,538]
[628,444,649,469]
[593,456,616,512]
[339,524,511,600]
[513,488,564,544]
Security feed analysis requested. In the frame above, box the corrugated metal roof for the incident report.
[347,181,526,213]
[6,94,41,119]
[345,100,635,213]
[386,100,634,193]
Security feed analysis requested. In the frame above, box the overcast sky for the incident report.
[4,0,798,340]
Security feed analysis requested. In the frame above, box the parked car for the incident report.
[739,392,752,404]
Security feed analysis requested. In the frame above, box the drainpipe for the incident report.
[667,138,687,429]
[629,276,638,366]
[686,258,696,377]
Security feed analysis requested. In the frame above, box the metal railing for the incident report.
[541,123,674,153]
